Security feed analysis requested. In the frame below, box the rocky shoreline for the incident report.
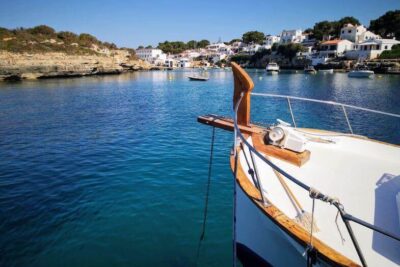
[0,51,152,81]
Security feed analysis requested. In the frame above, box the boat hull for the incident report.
[188,76,208,81]
[266,70,279,75]
[235,182,309,266]
[348,71,374,78]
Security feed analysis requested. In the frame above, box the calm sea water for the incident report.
[0,70,399,267]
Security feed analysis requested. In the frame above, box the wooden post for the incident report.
[231,62,254,127]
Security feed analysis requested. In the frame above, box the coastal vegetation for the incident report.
[156,40,210,54]
[0,25,135,57]
[379,44,400,59]
[369,10,400,39]
[311,17,360,40]
[242,31,265,44]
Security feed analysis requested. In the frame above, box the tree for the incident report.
[242,31,265,44]
[146,45,153,48]
[335,16,361,35]
[369,10,400,40]
[313,21,336,40]
[157,41,187,54]
[137,45,144,49]
[186,40,197,49]
[229,38,242,44]
[271,43,279,51]
[197,39,210,48]
[277,43,305,61]
[312,16,361,40]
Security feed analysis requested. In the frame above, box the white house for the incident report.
[136,48,166,64]
[211,54,228,64]
[340,24,380,44]
[280,30,305,44]
[164,58,178,68]
[241,44,264,55]
[346,38,400,60]
[179,58,191,68]
[264,35,280,49]
[206,42,227,52]
[319,39,354,57]
[231,41,245,51]
[218,45,234,55]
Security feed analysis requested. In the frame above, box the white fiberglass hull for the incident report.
[236,183,327,266]
[348,70,374,78]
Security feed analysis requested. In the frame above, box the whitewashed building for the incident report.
[264,35,280,49]
[231,41,245,51]
[206,42,227,52]
[241,44,264,55]
[136,48,166,64]
[346,38,400,60]
[280,30,305,44]
[164,58,178,68]
[319,39,354,57]
[340,24,380,44]
[179,58,191,68]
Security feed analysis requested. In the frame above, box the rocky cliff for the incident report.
[0,50,151,81]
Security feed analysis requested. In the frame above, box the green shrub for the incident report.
[28,25,56,36]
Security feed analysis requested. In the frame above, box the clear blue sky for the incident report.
[0,0,398,48]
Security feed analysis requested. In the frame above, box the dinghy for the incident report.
[198,63,400,267]
[188,75,209,81]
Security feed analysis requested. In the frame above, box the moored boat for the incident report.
[266,62,280,74]
[198,63,400,267]
[319,69,334,74]
[304,65,317,74]
[348,65,374,78]
[188,74,209,81]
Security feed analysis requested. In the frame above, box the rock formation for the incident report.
[0,50,151,81]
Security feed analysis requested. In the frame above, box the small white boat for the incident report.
[348,64,374,78]
[348,70,374,78]
[188,75,209,81]
[266,62,280,74]
[319,69,334,74]
[304,66,317,74]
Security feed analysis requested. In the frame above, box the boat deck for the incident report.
[239,131,400,266]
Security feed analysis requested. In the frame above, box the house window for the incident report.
[376,45,380,50]
[342,30,344,34]
[384,45,388,50]
[348,30,351,33]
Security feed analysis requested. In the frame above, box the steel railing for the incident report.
[233,92,400,267]
[250,92,400,135]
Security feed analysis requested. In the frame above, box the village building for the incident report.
[280,29,305,44]
[340,24,380,44]
[346,38,400,60]
[136,48,167,65]
[264,35,280,49]
[319,39,354,57]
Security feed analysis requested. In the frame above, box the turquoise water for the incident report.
[0,70,399,267]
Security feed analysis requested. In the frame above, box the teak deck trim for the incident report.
[231,147,360,267]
